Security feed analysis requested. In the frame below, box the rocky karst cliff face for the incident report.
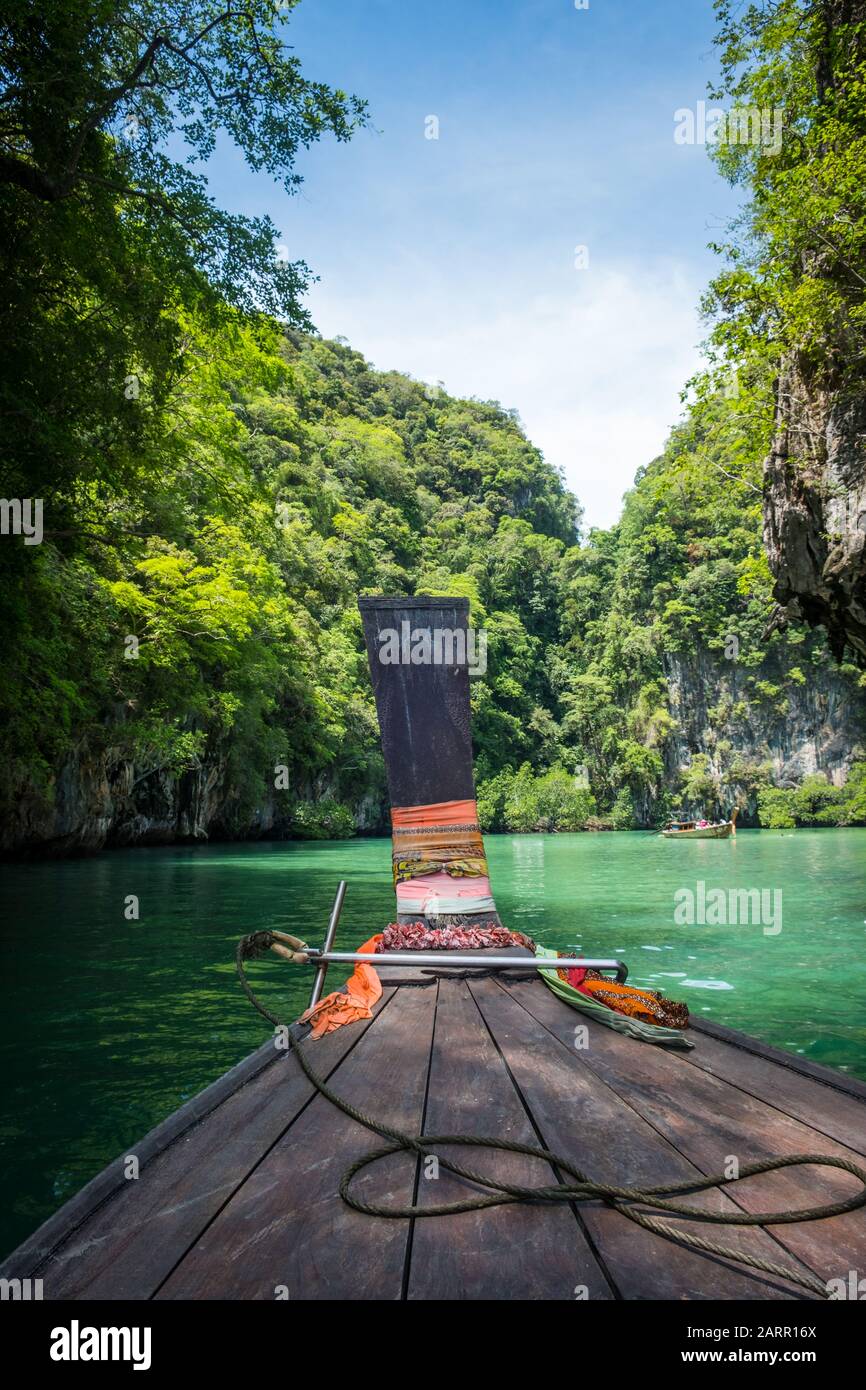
[5,640,862,850]
[759,1,866,666]
[764,366,866,663]
[658,646,864,824]
[5,751,257,854]
[2,751,384,855]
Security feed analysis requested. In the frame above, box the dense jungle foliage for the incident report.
[1,1,864,842]
[703,0,866,426]
[3,322,863,835]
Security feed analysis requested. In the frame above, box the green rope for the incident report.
[236,937,866,1299]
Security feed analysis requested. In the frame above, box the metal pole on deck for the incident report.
[307,880,347,1011]
[305,949,629,984]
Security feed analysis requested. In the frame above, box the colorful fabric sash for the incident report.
[396,874,496,916]
[557,963,689,1029]
[391,800,480,828]
[390,798,495,917]
[535,947,693,1049]
[393,856,488,884]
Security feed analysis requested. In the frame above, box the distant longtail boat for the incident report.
[661,808,739,839]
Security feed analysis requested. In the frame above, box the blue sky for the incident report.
[204,0,742,529]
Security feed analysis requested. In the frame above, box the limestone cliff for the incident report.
[2,751,384,855]
[764,367,866,662]
[657,645,864,825]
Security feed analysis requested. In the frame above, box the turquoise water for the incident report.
[0,828,864,1258]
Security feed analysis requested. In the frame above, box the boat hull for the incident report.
[661,824,734,838]
[4,967,866,1301]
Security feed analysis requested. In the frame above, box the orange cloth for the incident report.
[298,934,383,1039]
[392,830,486,860]
[391,799,485,867]
[391,799,480,829]
[579,977,689,1029]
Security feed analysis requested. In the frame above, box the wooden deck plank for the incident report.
[692,1017,866,1102]
[0,1032,281,1281]
[470,978,818,1300]
[6,963,864,1302]
[10,993,396,1300]
[406,979,613,1301]
[155,984,438,1301]
[684,1027,866,1156]
[502,978,866,1287]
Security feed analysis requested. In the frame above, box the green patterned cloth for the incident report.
[534,946,694,1050]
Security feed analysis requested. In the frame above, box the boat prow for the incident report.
[4,958,866,1301]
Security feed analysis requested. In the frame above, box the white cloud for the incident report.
[305,259,705,531]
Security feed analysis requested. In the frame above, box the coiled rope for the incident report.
[237,933,866,1299]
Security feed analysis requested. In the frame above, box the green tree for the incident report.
[757,788,797,829]
[0,0,367,503]
[841,762,866,824]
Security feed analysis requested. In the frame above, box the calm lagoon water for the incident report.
[1,827,864,1257]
